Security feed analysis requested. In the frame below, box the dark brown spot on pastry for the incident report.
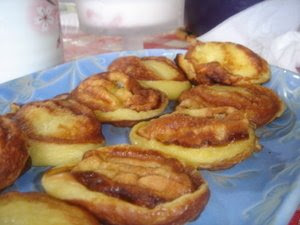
[137,110,250,148]
[177,42,270,85]
[73,171,167,209]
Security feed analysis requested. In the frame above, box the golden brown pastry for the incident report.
[108,56,191,100]
[14,97,105,166]
[0,116,29,190]
[130,107,261,170]
[176,42,270,85]
[42,145,210,225]
[70,71,168,126]
[177,84,285,127]
[0,192,100,225]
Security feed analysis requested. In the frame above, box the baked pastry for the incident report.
[70,71,168,126]
[14,97,105,166]
[176,42,270,85]
[130,107,261,170]
[0,116,29,190]
[108,56,191,100]
[42,145,210,225]
[177,84,285,127]
[0,192,100,225]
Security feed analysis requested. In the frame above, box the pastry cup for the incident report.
[176,41,270,85]
[14,98,105,166]
[0,192,100,225]
[130,107,261,170]
[42,145,210,225]
[177,84,285,127]
[70,71,168,127]
[108,56,191,100]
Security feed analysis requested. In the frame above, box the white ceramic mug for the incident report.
[0,0,63,83]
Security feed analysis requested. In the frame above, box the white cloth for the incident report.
[198,0,300,73]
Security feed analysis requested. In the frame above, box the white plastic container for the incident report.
[0,0,63,83]
[75,0,185,36]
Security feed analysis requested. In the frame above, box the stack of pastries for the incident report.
[0,41,285,225]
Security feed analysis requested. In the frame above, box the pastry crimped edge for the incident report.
[42,145,210,225]
[0,192,100,225]
[27,140,104,166]
[94,94,168,126]
[130,111,261,170]
[138,80,191,100]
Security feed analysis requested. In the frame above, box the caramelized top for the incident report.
[137,108,250,148]
[178,42,269,85]
[108,56,187,81]
[14,98,104,143]
[71,72,164,112]
[178,85,284,127]
[72,146,203,209]
[0,116,29,190]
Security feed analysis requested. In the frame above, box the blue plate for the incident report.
[1,49,300,225]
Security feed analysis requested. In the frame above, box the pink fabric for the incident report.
[62,32,187,61]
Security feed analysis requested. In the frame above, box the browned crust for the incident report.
[14,98,104,144]
[177,84,285,127]
[108,56,187,81]
[136,107,251,148]
[43,145,210,225]
[0,192,100,225]
[0,116,29,190]
[105,120,141,127]
[130,108,260,170]
[80,146,205,190]
[70,72,164,113]
[109,56,160,80]
[193,62,241,85]
[83,146,196,173]
[178,42,270,85]
[104,113,166,127]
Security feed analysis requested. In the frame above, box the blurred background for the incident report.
[59,0,262,57]
[0,0,298,83]
[59,0,299,75]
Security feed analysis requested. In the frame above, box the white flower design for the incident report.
[34,6,55,32]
